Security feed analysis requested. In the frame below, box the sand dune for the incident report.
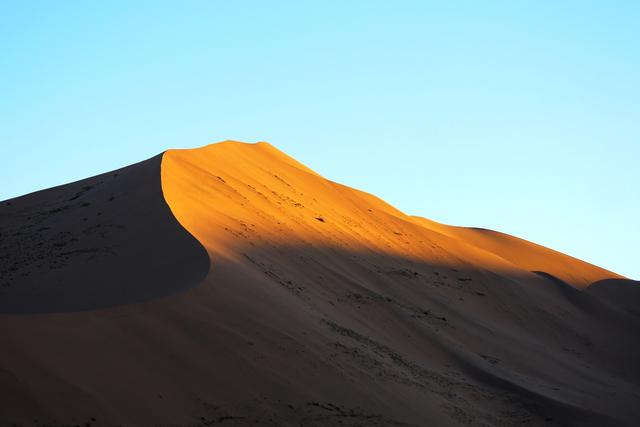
[0,141,638,426]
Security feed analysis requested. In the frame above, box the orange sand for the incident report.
[162,141,622,290]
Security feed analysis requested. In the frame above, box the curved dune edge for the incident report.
[0,153,210,314]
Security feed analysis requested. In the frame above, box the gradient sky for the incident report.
[1,1,638,279]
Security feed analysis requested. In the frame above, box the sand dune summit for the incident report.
[0,141,638,426]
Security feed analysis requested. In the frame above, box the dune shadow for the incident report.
[0,154,210,314]
[189,243,640,426]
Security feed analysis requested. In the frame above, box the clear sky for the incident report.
[1,1,638,279]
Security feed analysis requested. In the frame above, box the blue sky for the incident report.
[1,1,638,279]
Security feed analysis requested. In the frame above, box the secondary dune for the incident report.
[408,216,623,289]
[0,141,638,427]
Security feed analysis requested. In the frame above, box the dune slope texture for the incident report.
[0,141,638,427]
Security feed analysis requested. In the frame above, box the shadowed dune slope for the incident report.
[0,141,637,427]
[587,278,640,317]
[0,154,209,313]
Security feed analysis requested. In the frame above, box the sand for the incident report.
[0,141,637,426]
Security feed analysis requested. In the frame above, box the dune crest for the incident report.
[161,141,621,290]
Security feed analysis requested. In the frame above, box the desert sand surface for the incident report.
[0,141,638,427]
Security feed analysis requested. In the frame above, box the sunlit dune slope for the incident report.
[162,141,621,290]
